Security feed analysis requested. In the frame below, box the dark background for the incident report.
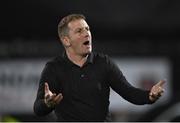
[0,0,180,121]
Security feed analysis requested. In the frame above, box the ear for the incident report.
[61,36,71,47]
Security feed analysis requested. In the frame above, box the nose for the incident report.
[83,29,90,37]
[84,32,90,38]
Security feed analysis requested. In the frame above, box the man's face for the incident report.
[65,19,92,56]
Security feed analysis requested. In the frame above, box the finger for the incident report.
[162,88,165,93]
[47,93,57,102]
[54,93,63,104]
[152,88,164,97]
[45,94,50,100]
[151,92,158,97]
[45,94,52,102]
[156,80,166,87]
[150,93,159,99]
[157,92,163,97]
[51,93,57,100]
[158,86,164,92]
[158,89,164,96]
[44,82,50,93]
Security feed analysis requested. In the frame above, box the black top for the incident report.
[34,52,153,121]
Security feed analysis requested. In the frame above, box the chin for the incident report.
[87,49,92,54]
[82,50,91,56]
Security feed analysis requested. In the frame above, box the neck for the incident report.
[66,50,88,67]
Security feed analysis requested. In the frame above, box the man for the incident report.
[33,14,165,121]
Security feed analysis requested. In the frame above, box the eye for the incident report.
[76,29,82,33]
[86,27,90,31]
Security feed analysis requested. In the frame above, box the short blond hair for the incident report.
[58,14,86,39]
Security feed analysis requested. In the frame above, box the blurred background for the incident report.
[0,0,180,122]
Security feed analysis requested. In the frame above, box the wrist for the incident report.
[44,99,55,108]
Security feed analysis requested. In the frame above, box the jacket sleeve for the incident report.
[107,57,154,105]
[33,62,57,116]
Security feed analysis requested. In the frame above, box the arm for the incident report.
[107,58,153,105]
[34,63,62,116]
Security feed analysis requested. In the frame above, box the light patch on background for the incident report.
[109,57,172,113]
[0,59,47,113]
[0,57,172,115]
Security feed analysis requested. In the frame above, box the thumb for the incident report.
[44,82,50,93]
[156,80,166,87]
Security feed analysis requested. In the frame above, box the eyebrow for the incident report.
[74,26,88,32]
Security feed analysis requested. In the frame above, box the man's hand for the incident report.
[44,82,63,108]
[149,80,165,102]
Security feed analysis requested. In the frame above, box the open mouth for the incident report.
[83,41,90,45]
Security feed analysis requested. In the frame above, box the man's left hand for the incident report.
[149,80,165,102]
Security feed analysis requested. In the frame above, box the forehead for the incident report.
[68,19,89,30]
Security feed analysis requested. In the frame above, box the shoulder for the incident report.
[93,52,122,76]
[45,55,65,68]
[93,52,110,62]
[93,52,114,65]
[93,52,120,70]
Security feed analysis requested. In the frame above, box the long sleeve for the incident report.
[33,62,57,116]
[107,58,153,105]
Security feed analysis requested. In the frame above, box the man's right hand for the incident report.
[44,82,63,108]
